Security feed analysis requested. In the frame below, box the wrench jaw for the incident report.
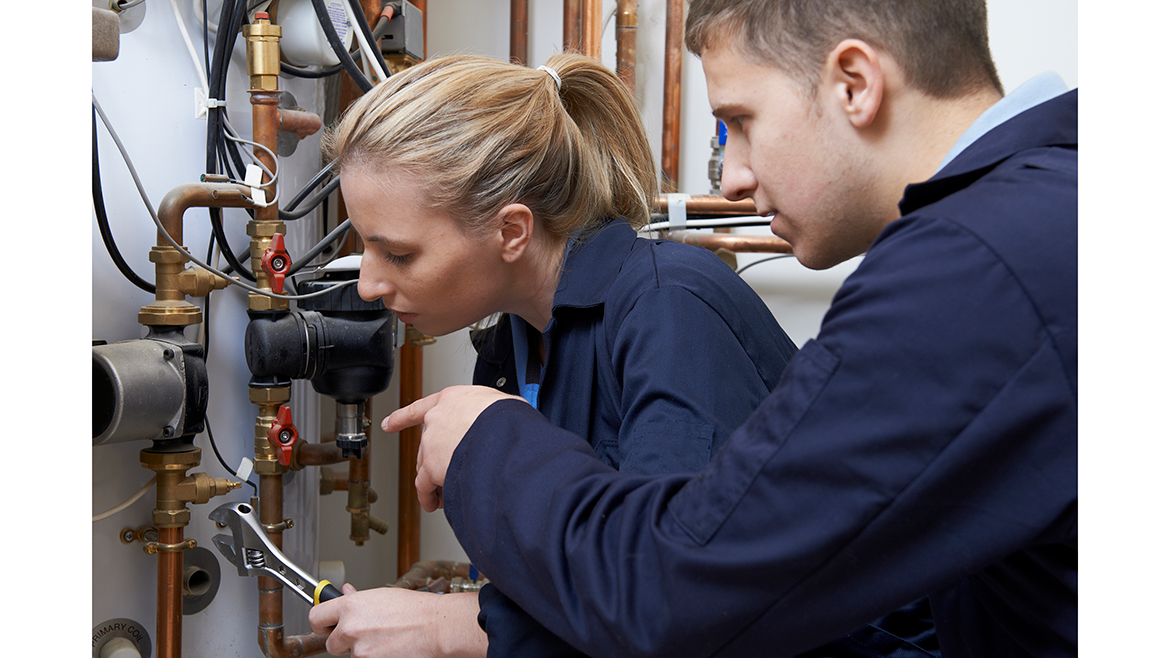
[207,501,320,605]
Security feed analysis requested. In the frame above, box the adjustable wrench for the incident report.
[209,501,343,606]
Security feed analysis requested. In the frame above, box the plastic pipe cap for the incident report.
[100,637,142,658]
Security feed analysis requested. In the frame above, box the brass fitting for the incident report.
[243,13,281,91]
[138,246,203,327]
[177,267,233,298]
[140,448,241,528]
[251,387,291,475]
[247,220,290,311]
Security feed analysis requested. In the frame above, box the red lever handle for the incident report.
[261,233,291,294]
[267,404,298,467]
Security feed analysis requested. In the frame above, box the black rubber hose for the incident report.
[93,106,155,294]
[311,0,374,93]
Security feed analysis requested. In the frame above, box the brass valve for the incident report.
[243,12,281,91]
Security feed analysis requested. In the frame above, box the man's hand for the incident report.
[307,585,487,657]
[382,385,521,512]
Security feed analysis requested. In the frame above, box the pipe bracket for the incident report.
[144,539,197,554]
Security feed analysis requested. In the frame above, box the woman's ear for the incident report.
[496,203,535,263]
[824,38,885,129]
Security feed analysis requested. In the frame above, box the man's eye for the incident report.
[386,252,412,265]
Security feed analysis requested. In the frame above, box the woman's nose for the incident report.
[357,254,392,304]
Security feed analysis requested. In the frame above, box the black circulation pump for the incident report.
[245,263,397,458]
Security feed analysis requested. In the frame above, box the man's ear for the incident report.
[825,39,884,129]
[496,203,534,263]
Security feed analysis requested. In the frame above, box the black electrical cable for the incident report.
[280,61,344,79]
[93,106,156,294]
[289,218,352,274]
[735,253,795,275]
[281,176,340,221]
[199,277,258,496]
[311,0,374,93]
[284,161,337,211]
[205,0,256,282]
[347,0,391,79]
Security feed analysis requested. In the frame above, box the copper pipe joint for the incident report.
[616,0,637,93]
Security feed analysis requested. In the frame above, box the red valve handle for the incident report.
[267,404,298,467]
[261,233,291,294]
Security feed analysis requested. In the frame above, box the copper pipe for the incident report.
[296,441,345,466]
[156,526,184,658]
[348,401,373,545]
[563,0,582,53]
[510,0,528,65]
[615,0,637,93]
[581,0,602,59]
[397,332,424,577]
[251,90,281,213]
[391,560,474,590]
[661,0,684,192]
[277,108,323,141]
[665,230,793,253]
[656,194,759,217]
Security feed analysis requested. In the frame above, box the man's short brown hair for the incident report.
[685,0,1003,98]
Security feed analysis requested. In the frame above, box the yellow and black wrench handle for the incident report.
[314,580,343,605]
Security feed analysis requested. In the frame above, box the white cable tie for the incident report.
[195,88,226,118]
[666,193,690,230]
[236,458,254,483]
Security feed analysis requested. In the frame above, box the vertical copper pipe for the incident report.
[581,0,602,59]
[258,475,286,653]
[397,334,423,577]
[156,526,184,658]
[251,92,281,215]
[414,0,427,58]
[510,0,528,65]
[563,0,582,53]
[661,0,684,192]
[615,0,637,93]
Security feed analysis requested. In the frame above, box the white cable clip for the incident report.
[236,458,254,484]
[195,88,227,119]
[244,164,270,207]
[666,193,690,230]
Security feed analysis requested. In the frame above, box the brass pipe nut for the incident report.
[148,246,190,264]
[249,386,291,406]
[246,221,286,238]
[152,507,192,528]
[247,292,289,312]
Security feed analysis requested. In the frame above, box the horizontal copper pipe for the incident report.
[656,194,759,217]
[277,108,323,141]
[296,442,345,466]
[665,230,792,254]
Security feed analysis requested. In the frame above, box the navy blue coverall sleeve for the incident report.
[445,211,1077,657]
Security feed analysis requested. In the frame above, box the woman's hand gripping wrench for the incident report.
[209,501,343,606]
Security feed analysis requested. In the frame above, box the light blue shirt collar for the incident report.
[935,72,1069,173]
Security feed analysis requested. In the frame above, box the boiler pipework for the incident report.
[242,13,329,657]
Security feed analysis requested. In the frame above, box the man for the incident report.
[376,1,1077,655]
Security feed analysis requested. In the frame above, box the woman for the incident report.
[309,53,797,658]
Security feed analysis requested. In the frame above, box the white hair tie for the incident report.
[538,65,562,91]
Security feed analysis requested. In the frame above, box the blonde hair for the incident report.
[323,53,658,239]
